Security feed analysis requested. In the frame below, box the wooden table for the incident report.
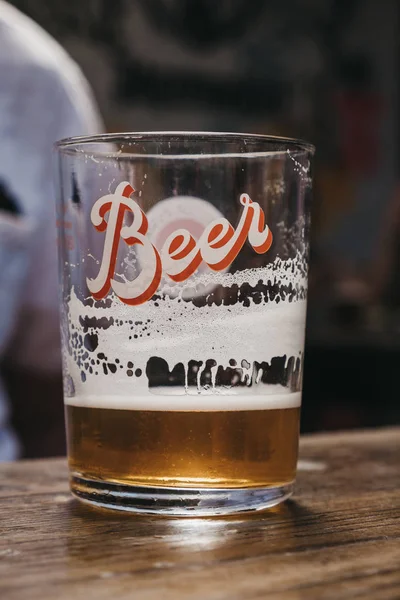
[1,428,399,600]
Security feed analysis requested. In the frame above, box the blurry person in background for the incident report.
[0,1,103,460]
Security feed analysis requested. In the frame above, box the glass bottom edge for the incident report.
[70,475,294,516]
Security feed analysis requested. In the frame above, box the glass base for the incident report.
[70,475,294,516]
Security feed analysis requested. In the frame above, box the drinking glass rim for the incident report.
[55,131,315,159]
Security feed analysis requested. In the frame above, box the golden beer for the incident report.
[66,403,300,490]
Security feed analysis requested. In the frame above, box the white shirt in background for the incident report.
[0,1,103,459]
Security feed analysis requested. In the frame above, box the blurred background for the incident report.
[1,0,399,457]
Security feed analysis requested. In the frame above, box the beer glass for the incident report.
[55,132,314,515]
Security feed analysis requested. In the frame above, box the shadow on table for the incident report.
[62,497,323,574]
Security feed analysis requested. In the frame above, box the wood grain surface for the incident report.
[0,428,399,600]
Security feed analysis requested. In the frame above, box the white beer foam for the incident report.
[65,386,301,411]
[64,255,307,402]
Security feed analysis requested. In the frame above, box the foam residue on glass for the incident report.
[64,253,307,410]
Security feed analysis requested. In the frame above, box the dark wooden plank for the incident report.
[0,428,399,600]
